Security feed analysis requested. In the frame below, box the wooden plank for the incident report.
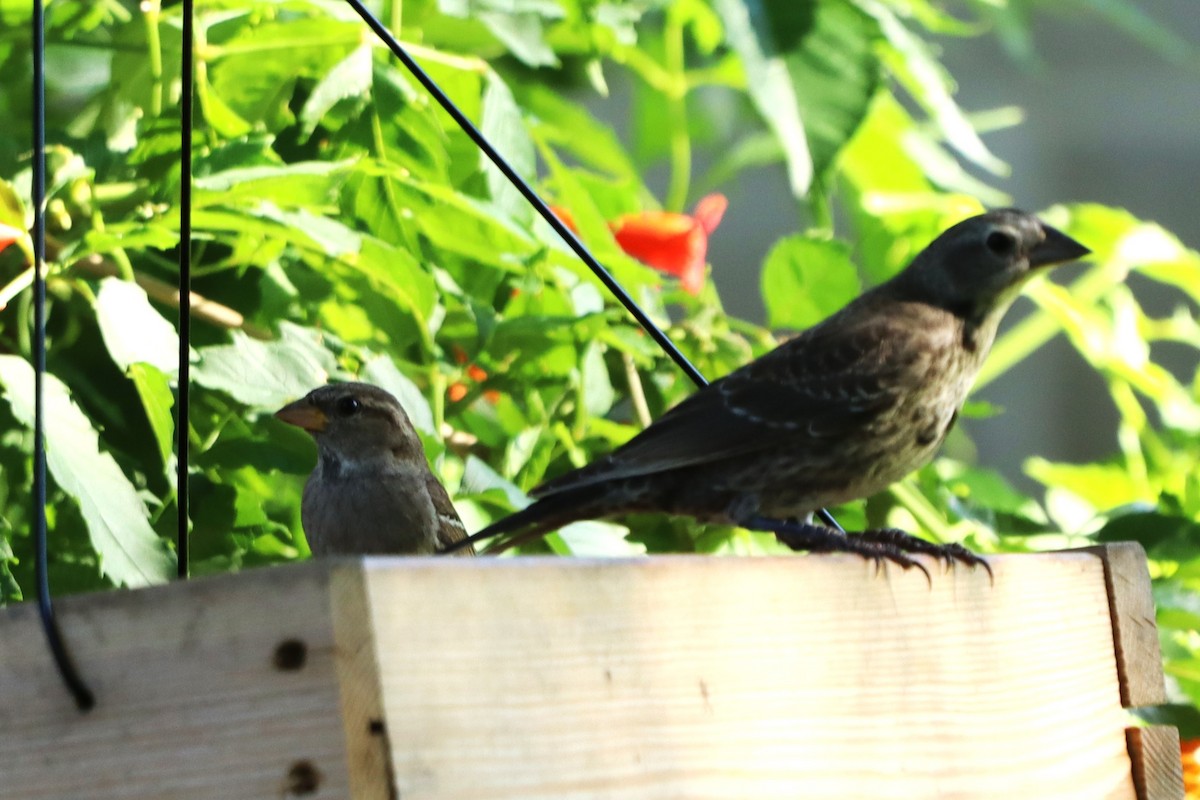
[360,552,1138,800]
[1084,543,1167,707]
[1,549,1169,799]
[330,563,395,800]
[1127,726,1184,800]
[0,562,362,800]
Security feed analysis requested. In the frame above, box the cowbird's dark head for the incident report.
[276,382,423,464]
[890,208,1090,323]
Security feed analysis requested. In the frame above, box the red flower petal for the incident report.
[611,212,707,295]
[556,195,728,297]
[692,194,727,235]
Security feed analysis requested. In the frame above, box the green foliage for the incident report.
[0,0,1197,718]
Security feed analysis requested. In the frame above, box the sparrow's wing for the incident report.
[425,471,474,556]
[534,311,920,498]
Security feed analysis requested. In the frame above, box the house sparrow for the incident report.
[276,382,473,556]
[443,209,1089,571]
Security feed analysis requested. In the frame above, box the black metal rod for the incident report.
[32,0,95,712]
[341,0,843,534]
[176,0,194,579]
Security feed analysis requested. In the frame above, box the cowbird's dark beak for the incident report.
[276,399,328,432]
[1030,223,1090,269]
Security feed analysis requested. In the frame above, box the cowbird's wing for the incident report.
[534,308,917,498]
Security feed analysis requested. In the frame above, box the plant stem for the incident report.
[889,480,954,543]
[622,352,652,428]
[663,9,691,212]
[142,0,164,117]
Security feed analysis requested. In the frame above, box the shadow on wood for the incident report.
[0,543,1182,799]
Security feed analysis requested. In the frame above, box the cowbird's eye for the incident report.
[985,229,1017,257]
[336,396,362,417]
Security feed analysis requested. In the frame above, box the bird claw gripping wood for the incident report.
[855,528,994,584]
[752,518,931,584]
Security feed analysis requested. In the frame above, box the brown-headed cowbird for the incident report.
[276,382,473,556]
[442,209,1089,571]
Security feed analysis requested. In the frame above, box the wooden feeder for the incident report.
[0,542,1183,799]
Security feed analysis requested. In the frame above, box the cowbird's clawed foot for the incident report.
[747,517,930,582]
[856,528,993,582]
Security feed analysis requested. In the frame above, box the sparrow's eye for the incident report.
[985,229,1017,257]
[336,396,362,417]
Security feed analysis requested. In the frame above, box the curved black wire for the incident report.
[32,0,95,712]
[340,1,844,535]
[177,0,194,579]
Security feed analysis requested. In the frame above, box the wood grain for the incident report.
[0,562,363,799]
[0,547,1175,799]
[1127,726,1184,800]
[361,552,1140,800]
[1084,543,1167,707]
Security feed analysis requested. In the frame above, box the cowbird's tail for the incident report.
[437,490,588,555]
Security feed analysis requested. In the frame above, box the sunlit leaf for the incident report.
[193,324,340,409]
[94,278,180,374]
[361,355,436,436]
[127,362,175,469]
[760,234,860,330]
[0,357,175,587]
[481,72,535,226]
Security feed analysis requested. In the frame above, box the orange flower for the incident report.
[549,206,579,235]
[448,361,498,405]
[609,194,726,295]
[548,194,727,295]
[1183,738,1200,798]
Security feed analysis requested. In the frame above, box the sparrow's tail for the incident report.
[437,490,588,556]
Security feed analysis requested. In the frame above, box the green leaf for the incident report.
[438,0,564,67]
[193,324,340,409]
[760,234,861,330]
[517,84,642,184]
[580,341,615,417]
[0,177,27,228]
[556,520,644,556]
[461,454,528,509]
[361,356,436,436]
[711,0,812,196]
[127,362,175,469]
[299,43,373,140]
[713,0,880,193]
[481,72,535,226]
[194,161,350,210]
[78,224,180,257]
[0,357,174,587]
[94,278,180,374]
[862,0,1006,176]
[782,0,881,180]
[208,17,361,132]
[1025,458,1148,511]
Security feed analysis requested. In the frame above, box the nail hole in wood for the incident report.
[286,760,321,795]
[369,718,386,735]
[274,639,308,672]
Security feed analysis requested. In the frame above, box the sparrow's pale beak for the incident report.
[275,400,328,433]
[1029,223,1091,269]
